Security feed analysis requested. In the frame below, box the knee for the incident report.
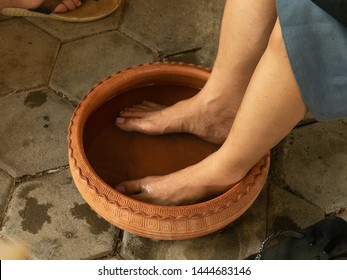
[267,18,286,54]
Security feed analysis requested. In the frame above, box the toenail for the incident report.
[115,186,125,193]
[116,117,125,124]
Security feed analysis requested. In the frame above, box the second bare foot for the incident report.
[116,152,247,206]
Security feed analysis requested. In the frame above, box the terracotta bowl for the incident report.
[68,62,270,240]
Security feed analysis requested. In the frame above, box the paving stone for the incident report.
[1,169,119,259]
[0,89,74,178]
[282,121,347,213]
[50,31,158,103]
[0,170,14,224]
[119,0,225,56]
[26,4,124,43]
[267,185,325,234]
[0,18,59,97]
[119,186,268,260]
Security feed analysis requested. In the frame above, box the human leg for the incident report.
[117,19,308,206]
[116,0,277,144]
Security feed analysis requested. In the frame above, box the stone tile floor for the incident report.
[0,0,346,260]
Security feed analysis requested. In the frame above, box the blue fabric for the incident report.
[277,0,347,121]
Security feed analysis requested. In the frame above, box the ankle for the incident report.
[219,145,260,179]
[202,152,249,187]
[200,79,243,115]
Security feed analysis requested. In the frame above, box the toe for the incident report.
[121,102,166,114]
[128,104,154,111]
[54,0,81,13]
[115,116,156,134]
[62,0,77,10]
[142,101,166,109]
[53,4,67,12]
[73,0,82,7]
[116,180,143,195]
[119,109,151,118]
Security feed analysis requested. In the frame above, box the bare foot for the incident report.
[116,85,237,145]
[3,0,81,13]
[116,152,246,206]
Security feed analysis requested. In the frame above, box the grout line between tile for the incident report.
[23,17,121,45]
[60,29,119,45]
[49,87,77,108]
[0,84,49,101]
[47,41,62,86]
[281,183,327,213]
[270,141,330,217]
[116,0,126,30]
[23,17,61,41]
[0,179,16,230]
[0,167,14,181]
[116,29,161,60]
[92,230,124,260]
[112,229,124,258]
[14,164,70,183]
[0,165,70,228]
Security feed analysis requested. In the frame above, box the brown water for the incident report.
[83,84,219,186]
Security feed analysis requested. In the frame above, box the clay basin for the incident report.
[68,62,270,240]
